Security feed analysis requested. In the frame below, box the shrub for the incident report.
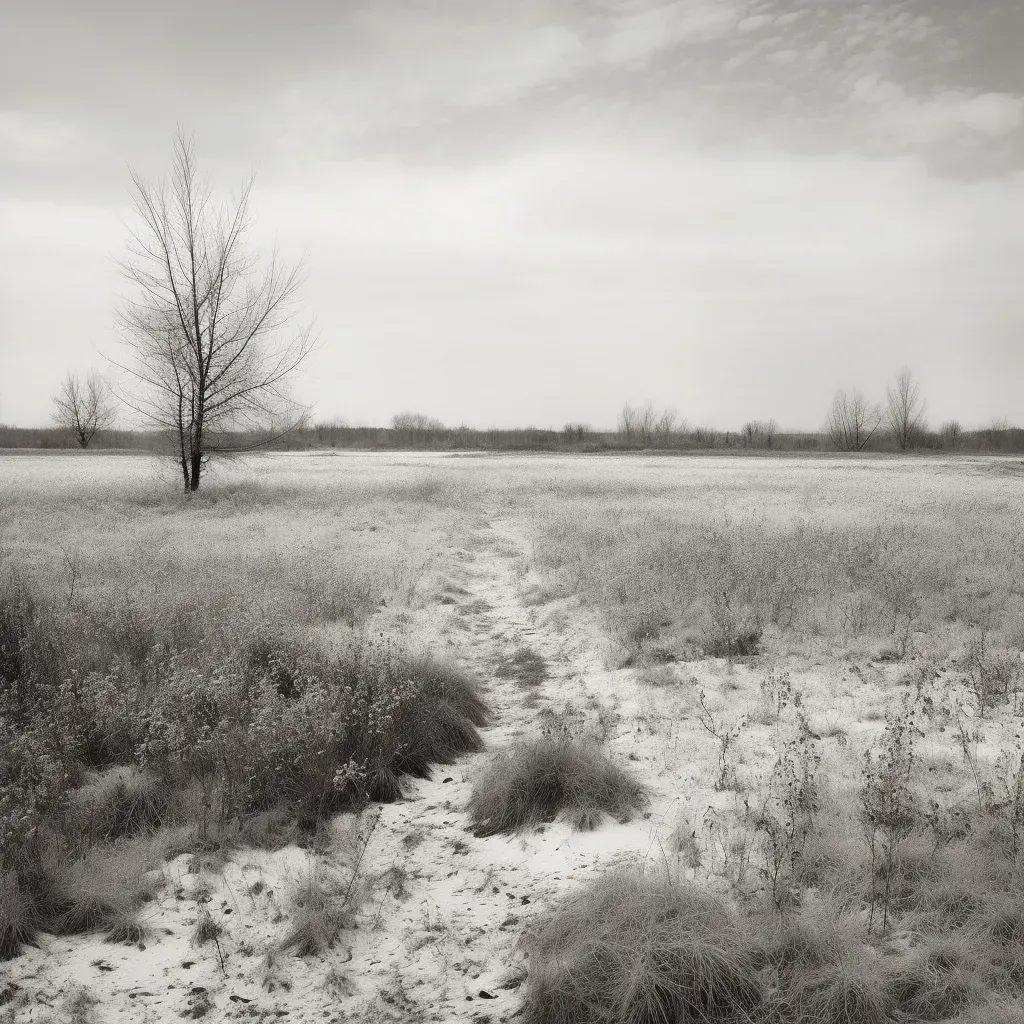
[0,717,70,870]
[521,867,762,1024]
[467,733,646,837]
[244,642,487,823]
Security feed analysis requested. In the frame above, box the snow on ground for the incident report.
[4,484,1007,1023]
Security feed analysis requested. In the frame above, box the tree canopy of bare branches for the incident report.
[940,420,963,451]
[391,412,446,433]
[562,422,590,443]
[619,403,679,446]
[116,131,316,491]
[826,389,881,452]
[51,370,116,448]
[740,418,779,449]
[885,366,927,451]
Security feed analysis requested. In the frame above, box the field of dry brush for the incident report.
[3,450,1024,1023]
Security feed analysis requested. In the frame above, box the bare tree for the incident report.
[391,412,445,432]
[618,404,637,444]
[656,408,678,444]
[940,420,963,451]
[636,402,658,446]
[885,366,926,451]
[763,417,778,449]
[741,421,760,448]
[116,131,316,491]
[826,389,881,452]
[692,425,718,447]
[391,412,445,445]
[52,370,116,448]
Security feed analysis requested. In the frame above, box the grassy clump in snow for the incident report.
[522,867,762,1024]
[467,732,645,837]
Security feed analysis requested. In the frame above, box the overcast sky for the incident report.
[1,0,1022,430]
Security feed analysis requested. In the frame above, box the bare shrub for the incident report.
[861,699,920,936]
[755,713,821,907]
[827,389,882,451]
[696,690,746,792]
[467,734,646,837]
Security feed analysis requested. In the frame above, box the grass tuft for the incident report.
[280,864,362,957]
[191,907,223,946]
[522,867,761,1024]
[467,733,646,837]
[71,766,170,842]
[49,842,157,941]
[0,870,39,961]
[495,647,549,689]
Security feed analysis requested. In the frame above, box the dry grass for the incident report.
[508,456,1024,664]
[467,732,646,836]
[70,766,170,842]
[8,450,1024,1023]
[495,646,549,690]
[191,907,223,947]
[522,867,762,1024]
[46,840,159,943]
[280,864,363,957]
[0,870,38,961]
[525,843,1024,1024]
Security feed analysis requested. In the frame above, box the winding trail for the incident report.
[346,509,628,1021]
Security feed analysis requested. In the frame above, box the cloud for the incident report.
[596,1,739,67]
[737,15,773,33]
[0,111,82,163]
[851,75,1024,146]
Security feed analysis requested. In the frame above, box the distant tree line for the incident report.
[7,361,1021,456]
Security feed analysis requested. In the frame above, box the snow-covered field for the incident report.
[3,450,1024,1022]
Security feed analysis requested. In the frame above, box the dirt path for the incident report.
[5,510,666,1024]
[339,510,631,1021]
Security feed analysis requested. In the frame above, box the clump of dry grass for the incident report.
[467,733,646,837]
[191,907,223,946]
[279,864,362,957]
[495,646,549,689]
[71,766,170,842]
[521,867,762,1024]
[0,869,39,960]
[48,841,158,942]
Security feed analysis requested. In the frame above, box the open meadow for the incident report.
[4,450,1024,1023]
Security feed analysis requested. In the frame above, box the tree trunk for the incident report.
[189,451,202,492]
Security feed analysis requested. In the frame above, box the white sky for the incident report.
[1,0,1023,430]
